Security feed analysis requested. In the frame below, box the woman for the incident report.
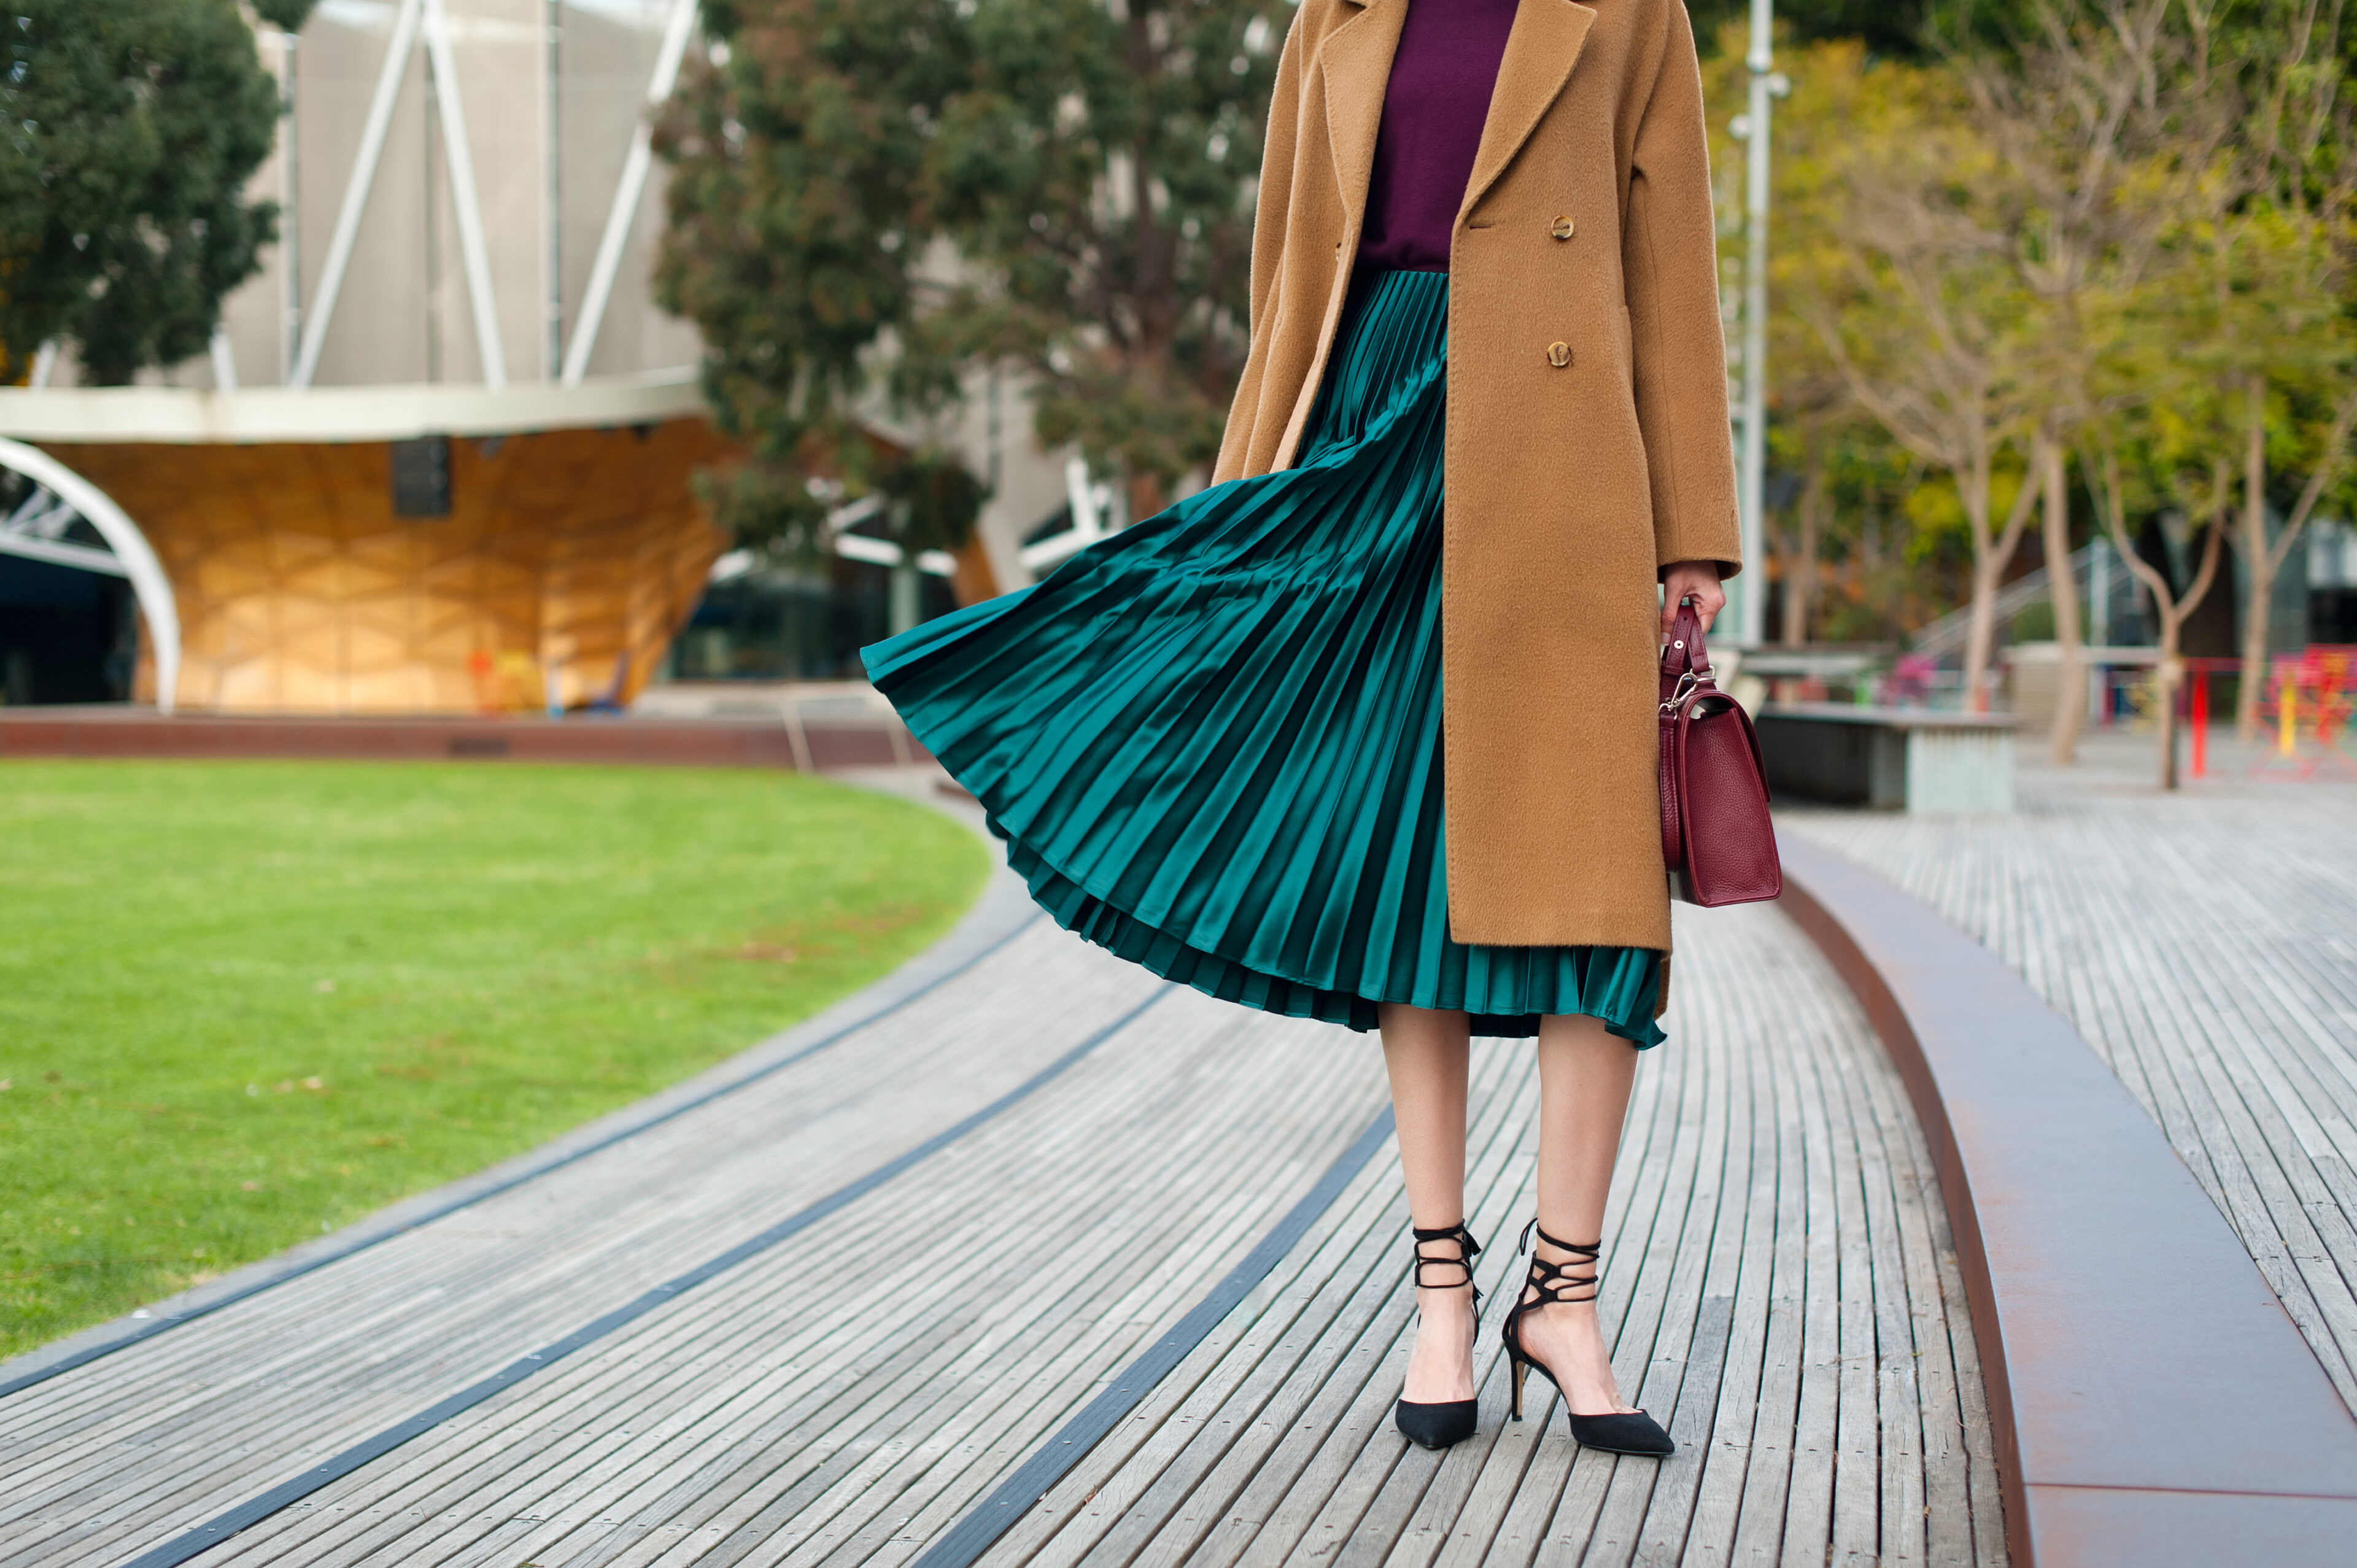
[865,0,1738,1458]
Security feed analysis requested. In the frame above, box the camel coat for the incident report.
[1213,0,1743,954]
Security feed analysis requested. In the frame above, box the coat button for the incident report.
[1550,215,1576,240]
[1546,341,1573,368]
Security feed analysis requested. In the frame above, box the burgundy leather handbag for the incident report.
[1658,600,1782,906]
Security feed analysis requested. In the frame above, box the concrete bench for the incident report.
[1756,701,2017,813]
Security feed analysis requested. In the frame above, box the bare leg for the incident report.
[1514,1011,1642,1415]
[1379,1002,1475,1404]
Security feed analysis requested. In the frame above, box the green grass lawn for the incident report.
[0,760,990,1358]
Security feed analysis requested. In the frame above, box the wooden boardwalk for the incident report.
[0,873,2004,1566]
[1782,731,2357,1416]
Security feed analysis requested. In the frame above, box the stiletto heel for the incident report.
[1393,1222,1484,1450]
[1498,1221,1674,1457]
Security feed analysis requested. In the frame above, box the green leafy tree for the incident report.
[1948,0,2232,762]
[252,2,319,31]
[1688,0,2045,60]
[1707,31,1908,648]
[1986,2,2357,765]
[0,0,283,384]
[2207,0,2357,740]
[1776,41,2048,706]
[1691,1,1937,58]
[654,0,1283,558]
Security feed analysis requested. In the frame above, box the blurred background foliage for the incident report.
[654,0,2357,730]
[0,0,284,385]
[654,0,1284,559]
[1700,0,2357,751]
[10,0,2351,706]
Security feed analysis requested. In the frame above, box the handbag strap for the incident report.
[1660,598,1713,706]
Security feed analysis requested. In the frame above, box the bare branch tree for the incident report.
[1798,77,2042,708]
[1957,0,2227,760]
[2089,440,2226,786]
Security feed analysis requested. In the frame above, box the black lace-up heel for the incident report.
[1393,1222,1484,1450]
[1500,1221,1674,1457]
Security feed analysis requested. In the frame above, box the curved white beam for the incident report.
[562,0,700,387]
[293,0,425,389]
[0,371,702,444]
[423,0,508,390]
[0,437,182,714]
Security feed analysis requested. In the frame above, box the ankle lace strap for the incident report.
[1409,1222,1484,1292]
[1516,1219,1603,1306]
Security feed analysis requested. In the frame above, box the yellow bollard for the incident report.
[2282,675,2298,758]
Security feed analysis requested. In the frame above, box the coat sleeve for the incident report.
[1621,1,1743,580]
[1212,9,1307,485]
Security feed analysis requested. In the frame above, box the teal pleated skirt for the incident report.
[864,269,1665,1046]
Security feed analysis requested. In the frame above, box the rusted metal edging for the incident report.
[0,708,927,771]
[1777,834,2357,1568]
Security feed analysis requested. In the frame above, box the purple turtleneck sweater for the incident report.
[1356,0,1522,273]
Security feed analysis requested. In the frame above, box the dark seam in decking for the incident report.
[112,986,1169,1568]
[911,1106,1401,1568]
[0,908,1047,1405]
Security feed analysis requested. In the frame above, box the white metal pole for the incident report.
[1737,0,1775,648]
[560,0,699,387]
[279,28,301,384]
[208,328,239,392]
[544,0,563,383]
[292,0,424,388]
[423,0,508,390]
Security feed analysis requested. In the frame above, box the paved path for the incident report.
[1,827,2003,1566]
[1783,728,2357,1415]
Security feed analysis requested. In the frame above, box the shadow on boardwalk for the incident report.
[1,780,2005,1567]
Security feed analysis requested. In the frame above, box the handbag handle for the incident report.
[1662,598,1710,678]
[1660,598,1713,703]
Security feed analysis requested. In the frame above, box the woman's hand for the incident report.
[1660,562,1725,638]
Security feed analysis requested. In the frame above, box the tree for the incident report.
[1956,0,2221,762]
[1689,0,2052,60]
[2086,438,2226,787]
[2080,152,2264,790]
[2220,205,2357,739]
[1793,53,2043,708]
[1690,1,1937,58]
[1707,34,1897,650]
[0,0,283,384]
[2212,0,2357,740]
[655,0,1283,557]
[252,2,319,30]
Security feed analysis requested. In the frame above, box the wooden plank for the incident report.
[202,1025,1196,1567]
[1629,918,1773,1567]
[0,925,1094,1430]
[0,932,1150,1502]
[1065,1045,1532,1568]
[1783,767,2357,1409]
[6,870,2010,1568]
[15,935,1169,1566]
[1721,979,1811,1567]
[198,1000,1365,1568]
[1674,974,1780,1568]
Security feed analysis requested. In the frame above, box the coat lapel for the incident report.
[1318,0,1410,237]
[1460,0,1598,221]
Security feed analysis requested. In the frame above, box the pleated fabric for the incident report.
[864,269,1665,1046]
